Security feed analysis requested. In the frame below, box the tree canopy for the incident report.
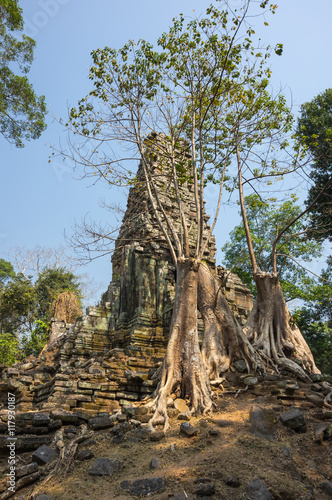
[297,88,332,241]
[0,0,46,147]
[0,257,83,362]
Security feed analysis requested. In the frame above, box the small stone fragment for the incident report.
[250,405,277,440]
[246,478,274,500]
[150,431,165,442]
[88,458,122,476]
[321,481,332,496]
[306,394,324,407]
[76,449,94,461]
[208,428,220,437]
[243,377,258,386]
[149,457,162,469]
[233,360,247,373]
[32,445,58,466]
[195,483,215,496]
[280,407,306,433]
[281,446,292,459]
[89,415,114,430]
[314,422,332,443]
[180,422,198,437]
[120,477,165,496]
[225,476,241,488]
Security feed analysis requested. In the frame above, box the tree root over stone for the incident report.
[198,263,264,381]
[148,259,213,431]
[244,271,319,381]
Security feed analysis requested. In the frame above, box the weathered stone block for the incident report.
[280,407,306,432]
[32,445,58,465]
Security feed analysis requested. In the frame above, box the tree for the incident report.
[293,257,332,374]
[0,258,15,287]
[35,266,82,324]
[222,194,322,301]
[59,0,313,427]
[0,0,46,147]
[0,273,37,337]
[233,125,320,378]
[297,88,332,241]
[0,254,83,361]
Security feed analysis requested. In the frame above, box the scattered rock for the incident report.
[314,422,332,443]
[150,431,165,442]
[149,457,162,469]
[208,428,220,437]
[88,458,122,476]
[233,360,247,373]
[112,431,125,444]
[180,422,198,437]
[243,377,259,387]
[306,394,324,407]
[246,478,274,500]
[225,475,241,488]
[321,481,332,496]
[311,374,325,382]
[281,446,292,459]
[76,449,94,461]
[280,407,306,433]
[195,483,215,496]
[250,405,277,440]
[117,413,127,423]
[32,445,58,465]
[120,477,165,496]
[88,415,114,430]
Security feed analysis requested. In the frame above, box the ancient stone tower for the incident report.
[0,133,253,415]
[100,132,252,354]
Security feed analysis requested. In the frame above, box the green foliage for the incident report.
[66,1,290,192]
[20,319,49,358]
[297,88,332,241]
[292,258,332,373]
[221,194,322,300]
[0,259,83,364]
[0,273,37,336]
[0,0,46,147]
[0,332,19,366]
[0,258,15,287]
[35,267,82,323]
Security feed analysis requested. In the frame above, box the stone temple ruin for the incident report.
[0,133,253,419]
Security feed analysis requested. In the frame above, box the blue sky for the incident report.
[1,0,332,303]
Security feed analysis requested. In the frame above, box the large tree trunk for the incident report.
[198,263,264,382]
[244,270,320,380]
[148,259,213,430]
